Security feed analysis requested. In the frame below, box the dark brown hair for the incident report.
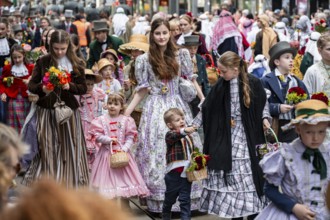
[219,51,251,108]
[0,18,9,28]
[163,108,185,124]
[49,30,85,74]
[149,18,179,80]
[10,44,28,65]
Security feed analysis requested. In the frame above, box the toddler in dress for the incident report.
[88,92,149,208]
[256,99,330,220]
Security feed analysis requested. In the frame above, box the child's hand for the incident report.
[110,138,118,143]
[292,204,315,220]
[184,126,197,134]
[42,86,52,95]
[1,93,7,102]
[280,104,294,113]
[263,118,271,131]
[62,83,70,90]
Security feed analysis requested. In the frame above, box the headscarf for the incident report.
[296,15,312,34]
[258,14,278,58]
[274,22,290,42]
[305,32,322,63]
[132,16,150,35]
[112,7,129,36]
[211,10,243,56]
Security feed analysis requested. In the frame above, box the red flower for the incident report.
[46,82,54,91]
[320,19,326,24]
[288,87,306,96]
[311,92,329,105]
[195,156,203,164]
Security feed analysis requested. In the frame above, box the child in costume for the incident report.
[88,92,149,206]
[78,69,105,169]
[256,99,330,220]
[0,44,33,133]
[97,58,122,97]
[100,49,124,85]
[261,41,309,143]
[162,108,197,220]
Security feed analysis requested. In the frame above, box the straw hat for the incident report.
[97,58,115,72]
[100,49,119,62]
[118,34,149,56]
[84,69,103,83]
[282,99,330,130]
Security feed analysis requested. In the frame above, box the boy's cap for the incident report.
[269,41,297,70]
[97,58,115,72]
[282,99,330,130]
[182,35,201,47]
[84,69,103,83]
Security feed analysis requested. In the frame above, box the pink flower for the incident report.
[23,44,32,52]
[42,75,49,84]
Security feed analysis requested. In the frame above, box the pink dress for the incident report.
[78,87,106,168]
[89,114,150,199]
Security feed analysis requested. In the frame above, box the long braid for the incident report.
[240,60,251,108]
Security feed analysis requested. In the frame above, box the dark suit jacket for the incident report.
[175,32,209,55]
[0,38,17,68]
[196,54,210,95]
[261,71,309,117]
[87,35,124,68]
[57,23,78,35]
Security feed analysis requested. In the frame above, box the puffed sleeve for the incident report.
[88,117,108,147]
[134,54,150,92]
[94,87,106,101]
[259,149,286,186]
[121,116,138,152]
[179,49,198,81]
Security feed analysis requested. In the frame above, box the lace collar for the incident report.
[0,38,10,56]
[11,64,29,77]
[57,56,73,72]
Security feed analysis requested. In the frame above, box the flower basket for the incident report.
[256,127,280,160]
[186,148,210,182]
[186,167,208,182]
[109,141,129,168]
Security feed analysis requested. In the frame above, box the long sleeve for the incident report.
[264,181,297,214]
[165,130,186,145]
[28,58,44,96]
[68,67,87,95]
[121,116,137,152]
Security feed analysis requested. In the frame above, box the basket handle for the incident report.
[264,127,279,145]
[204,53,215,67]
[109,140,123,155]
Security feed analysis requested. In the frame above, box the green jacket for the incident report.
[87,35,129,68]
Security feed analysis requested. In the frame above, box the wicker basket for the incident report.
[109,141,129,168]
[186,167,208,182]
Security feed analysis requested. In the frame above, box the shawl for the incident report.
[258,14,278,58]
[202,74,266,197]
[211,10,243,56]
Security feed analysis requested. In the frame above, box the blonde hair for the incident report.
[163,108,185,124]
[179,14,193,25]
[219,51,251,108]
[317,33,330,49]
[1,179,130,220]
[169,19,180,30]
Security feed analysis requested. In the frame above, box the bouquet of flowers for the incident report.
[311,92,330,106]
[315,19,327,33]
[3,77,14,87]
[286,87,308,104]
[186,148,210,182]
[42,66,71,91]
[22,43,42,63]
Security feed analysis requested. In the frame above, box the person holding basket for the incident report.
[88,92,149,208]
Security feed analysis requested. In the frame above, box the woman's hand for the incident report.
[42,86,52,95]
[280,104,294,113]
[123,79,131,91]
[292,204,315,220]
[62,83,70,90]
[1,93,7,102]
[263,118,271,131]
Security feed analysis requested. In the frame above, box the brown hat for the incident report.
[100,49,119,62]
[97,58,115,72]
[282,99,330,130]
[84,69,103,83]
[92,20,109,32]
[118,34,149,56]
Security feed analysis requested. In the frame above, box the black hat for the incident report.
[12,24,23,33]
[2,9,10,17]
[269,41,297,70]
[182,35,201,46]
[92,20,109,32]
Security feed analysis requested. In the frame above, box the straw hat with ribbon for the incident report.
[84,69,103,83]
[118,34,149,56]
[282,99,330,130]
[97,58,115,72]
[100,49,119,62]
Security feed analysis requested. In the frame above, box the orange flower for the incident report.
[60,77,68,85]
[45,72,50,77]
[46,82,54,91]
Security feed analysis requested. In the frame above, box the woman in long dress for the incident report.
[124,18,205,213]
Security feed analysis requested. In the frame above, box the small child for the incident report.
[0,44,34,133]
[162,108,197,220]
[12,24,24,45]
[78,69,105,169]
[100,49,124,85]
[261,41,309,143]
[97,58,122,97]
[88,92,149,205]
[256,99,330,220]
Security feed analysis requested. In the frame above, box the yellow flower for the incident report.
[3,77,7,82]
[4,60,9,66]
[27,39,31,43]
[49,66,56,72]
